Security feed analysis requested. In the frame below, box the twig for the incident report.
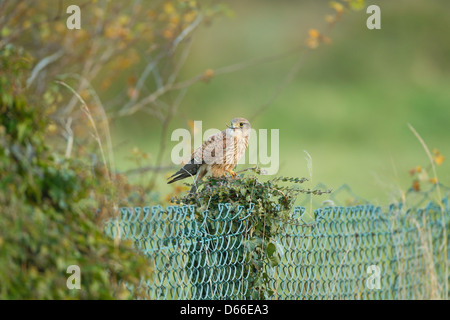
[124,164,176,175]
[121,51,167,111]
[171,45,303,91]
[63,117,73,158]
[148,88,187,189]
[235,166,258,174]
[118,45,303,117]
[170,13,203,54]
[250,50,309,122]
[27,50,65,88]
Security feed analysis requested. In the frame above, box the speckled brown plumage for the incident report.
[168,117,251,193]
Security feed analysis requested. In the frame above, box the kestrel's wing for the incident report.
[167,130,226,184]
[194,129,228,165]
[167,161,202,184]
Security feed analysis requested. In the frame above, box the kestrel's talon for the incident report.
[226,169,237,179]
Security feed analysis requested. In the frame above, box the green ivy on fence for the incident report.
[105,194,449,300]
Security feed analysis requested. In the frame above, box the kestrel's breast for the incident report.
[235,135,249,163]
[222,134,248,165]
[206,133,247,177]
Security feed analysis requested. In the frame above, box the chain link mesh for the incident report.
[105,196,449,300]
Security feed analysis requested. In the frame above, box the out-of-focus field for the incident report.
[111,0,450,204]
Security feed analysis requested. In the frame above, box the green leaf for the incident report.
[266,242,276,258]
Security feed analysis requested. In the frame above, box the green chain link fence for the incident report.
[105,190,449,300]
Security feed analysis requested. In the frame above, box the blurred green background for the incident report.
[109,0,450,204]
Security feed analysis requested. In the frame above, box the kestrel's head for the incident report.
[229,117,251,135]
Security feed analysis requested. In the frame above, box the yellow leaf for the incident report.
[147,10,157,19]
[325,14,335,24]
[22,20,31,29]
[55,22,66,34]
[187,119,200,135]
[308,29,320,39]
[131,147,140,155]
[164,2,175,14]
[202,69,215,82]
[118,15,130,26]
[127,87,138,100]
[435,155,444,165]
[347,0,365,11]
[306,38,318,49]
[433,149,445,165]
[330,1,344,13]
[183,11,197,23]
[47,123,57,134]
[170,15,180,25]
[162,29,174,39]
[105,24,117,39]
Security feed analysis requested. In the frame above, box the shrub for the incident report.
[0,45,153,299]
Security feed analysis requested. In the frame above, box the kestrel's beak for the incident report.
[226,123,236,129]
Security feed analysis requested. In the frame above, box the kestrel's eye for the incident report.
[239,122,243,127]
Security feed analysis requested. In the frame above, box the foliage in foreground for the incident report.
[172,170,331,299]
[0,45,153,299]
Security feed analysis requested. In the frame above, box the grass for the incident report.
[108,0,450,204]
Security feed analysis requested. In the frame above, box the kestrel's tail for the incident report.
[167,163,201,184]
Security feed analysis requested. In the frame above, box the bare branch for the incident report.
[170,13,203,54]
[124,164,177,175]
[118,45,303,117]
[27,50,64,88]
[63,117,74,159]
[172,45,303,91]
[250,50,309,122]
[148,88,187,189]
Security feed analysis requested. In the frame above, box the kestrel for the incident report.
[168,117,251,193]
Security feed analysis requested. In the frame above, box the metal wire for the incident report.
[104,197,449,300]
